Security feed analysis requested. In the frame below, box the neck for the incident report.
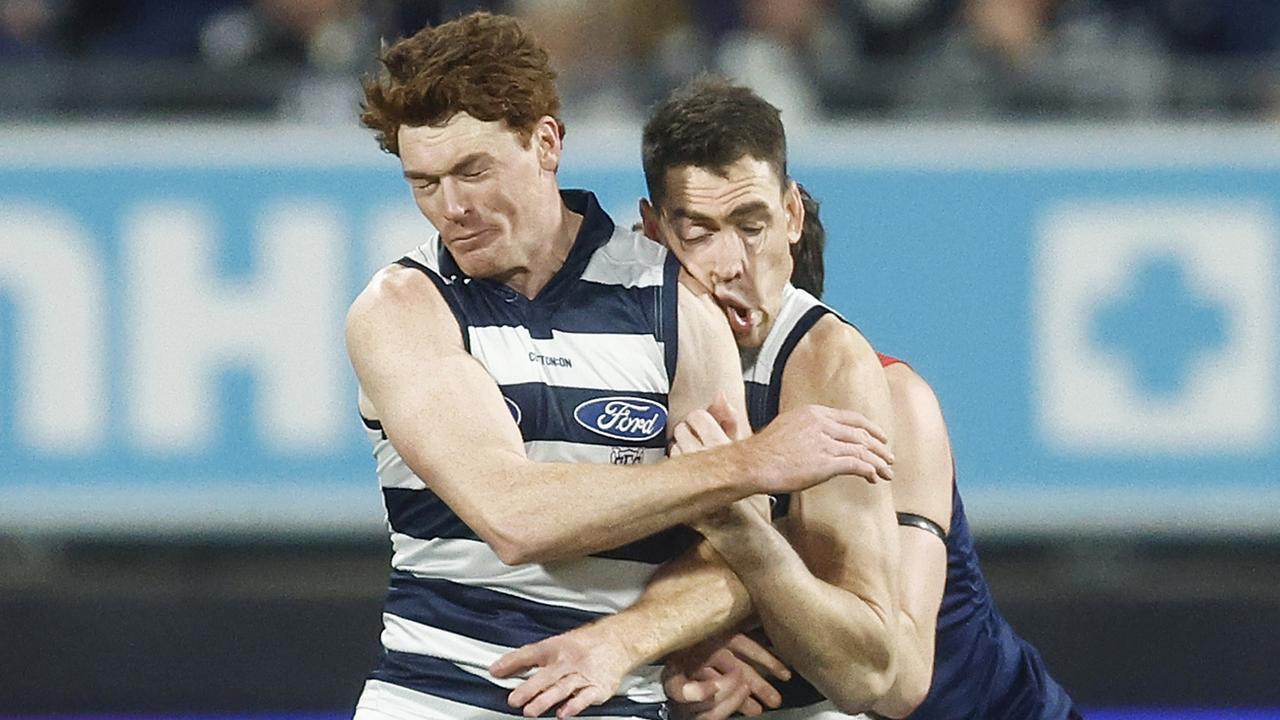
[501,189,583,299]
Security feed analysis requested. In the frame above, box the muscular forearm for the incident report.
[443,447,762,565]
[871,609,934,718]
[702,513,897,713]
[606,540,754,665]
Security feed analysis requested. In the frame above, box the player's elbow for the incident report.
[892,667,933,718]
[487,534,532,566]
[490,535,573,566]
[476,517,543,566]
[823,623,898,714]
[479,515,565,566]
[869,664,931,719]
[834,647,897,714]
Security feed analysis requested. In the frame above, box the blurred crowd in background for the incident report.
[2,0,1279,122]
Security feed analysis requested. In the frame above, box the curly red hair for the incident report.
[361,12,565,156]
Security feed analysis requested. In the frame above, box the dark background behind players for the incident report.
[2,0,1278,118]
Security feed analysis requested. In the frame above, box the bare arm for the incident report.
[694,316,901,713]
[347,264,778,564]
[490,411,896,719]
[487,308,897,719]
[871,363,953,719]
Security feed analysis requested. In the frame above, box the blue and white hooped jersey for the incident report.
[357,190,692,719]
[742,285,834,442]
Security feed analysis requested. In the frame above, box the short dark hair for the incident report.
[361,12,564,156]
[793,183,825,298]
[641,76,787,205]
[644,78,826,297]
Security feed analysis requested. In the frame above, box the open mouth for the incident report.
[718,295,759,335]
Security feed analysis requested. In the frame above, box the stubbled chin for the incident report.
[739,333,767,349]
[732,321,769,349]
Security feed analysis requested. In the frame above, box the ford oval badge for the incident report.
[573,396,667,442]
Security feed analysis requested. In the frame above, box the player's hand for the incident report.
[664,634,790,720]
[669,392,747,459]
[742,404,894,492]
[490,624,634,719]
[670,395,771,534]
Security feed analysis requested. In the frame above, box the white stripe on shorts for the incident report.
[353,679,658,720]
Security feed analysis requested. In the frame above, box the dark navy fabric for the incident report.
[371,650,667,719]
[383,487,477,541]
[661,250,681,382]
[908,492,1077,720]
[501,383,668,449]
[383,570,605,647]
[745,380,770,433]
[419,190,670,342]
[743,306,827,436]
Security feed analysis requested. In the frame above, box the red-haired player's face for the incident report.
[397,113,558,282]
[652,156,803,348]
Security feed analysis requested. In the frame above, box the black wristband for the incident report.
[896,512,947,542]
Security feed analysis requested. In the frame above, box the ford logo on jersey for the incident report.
[574,396,667,442]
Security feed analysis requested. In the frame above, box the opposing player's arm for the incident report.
[701,316,902,714]
[348,265,872,565]
[871,363,953,719]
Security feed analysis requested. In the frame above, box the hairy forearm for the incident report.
[441,447,761,565]
[589,541,754,668]
[703,515,897,712]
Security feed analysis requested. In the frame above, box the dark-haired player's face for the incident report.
[650,156,802,348]
[398,113,558,280]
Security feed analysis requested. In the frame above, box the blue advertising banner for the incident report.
[1,124,1277,536]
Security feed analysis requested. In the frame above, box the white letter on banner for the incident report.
[0,203,107,453]
[123,200,346,454]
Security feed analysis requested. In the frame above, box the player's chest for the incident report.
[465,324,670,456]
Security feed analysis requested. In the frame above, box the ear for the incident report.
[639,198,664,245]
[784,180,804,246]
[533,116,562,173]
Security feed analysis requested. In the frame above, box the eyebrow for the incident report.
[403,152,489,182]
[670,200,772,224]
